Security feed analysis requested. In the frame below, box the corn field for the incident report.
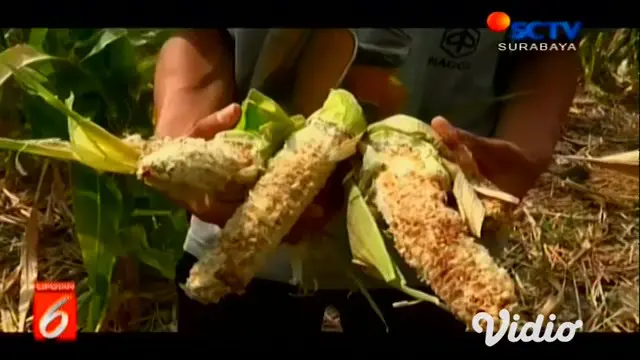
[0,28,638,333]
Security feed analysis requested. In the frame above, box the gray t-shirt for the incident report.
[184,28,509,289]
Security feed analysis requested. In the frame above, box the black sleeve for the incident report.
[351,28,413,69]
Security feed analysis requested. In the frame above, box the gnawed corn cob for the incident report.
[183,89,367,304]
[131,133,264,200]
[356,115,517,326]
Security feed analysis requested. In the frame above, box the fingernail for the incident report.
[219,103,241,119]
[432,117,456,144]
[432,116,446,124]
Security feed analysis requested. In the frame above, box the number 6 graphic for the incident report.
[38,296,70,339]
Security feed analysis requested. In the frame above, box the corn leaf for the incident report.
[0,44,62,87]
[7,64,139,174]
[119,224,176,279]
[64,94,138,174]
[22,92,70,139]
[0,138,78,161]
[0,136,141,175]
[27,29,49,52]
[136,54,157,84]
[0,43,72,139]
[82,29,128,62]
[71,165,122,331]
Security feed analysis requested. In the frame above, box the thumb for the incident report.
[191,103,242,138]
[431,116,491,157]
[430,116,461,149]
[430,116,483,177]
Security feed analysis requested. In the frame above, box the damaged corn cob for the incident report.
[183,89,367,304]
[352,115,517,326]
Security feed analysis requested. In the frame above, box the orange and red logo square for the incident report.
[33,281,77,341]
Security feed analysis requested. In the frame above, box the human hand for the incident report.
[430,116,542,199]
[151,103,245,225]
[153,102,345,230]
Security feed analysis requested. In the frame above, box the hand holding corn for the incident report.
[129,104,245,225]
[183,89,367,303]
[351,115,518,327]
[431,116,543,199]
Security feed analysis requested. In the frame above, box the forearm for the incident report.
[154,29,235,138]
[496,51,580,177]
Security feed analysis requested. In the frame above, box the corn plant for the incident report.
[1,28,184,331]
[579,28,639,100]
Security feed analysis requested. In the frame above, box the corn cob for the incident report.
[183,89,367,304]
[131,133,265,200]
[356,115,517,326]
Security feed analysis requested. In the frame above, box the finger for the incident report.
[455,144,482,178]
[431,116,500,167]
[430,116,460,149]
[431,116,492,155]
[430,116,483,177]
[191,103,242,138]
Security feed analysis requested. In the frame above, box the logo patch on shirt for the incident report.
[427,28,481,71]
[440,28,481,59]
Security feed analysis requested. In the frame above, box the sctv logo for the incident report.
[511,21,582,42]
[487,12,582,52]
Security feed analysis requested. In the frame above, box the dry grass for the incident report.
[0,163,177,332]
[0,163,84,331]
[500,93,639,332]
[0,89,638,333]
